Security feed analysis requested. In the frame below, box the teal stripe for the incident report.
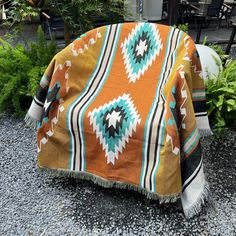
[185,136,199,155]
[40,74,49,88]
[67,26,110,170]
[174,31,182,65]
[183,127,198,147]
[160,30,182,100]
[80,24,122,171]
[140,27,174,188]
[152,120,166,192]
[183,127,199,155]
[152,31,183,192]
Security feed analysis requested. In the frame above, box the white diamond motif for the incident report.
[106,110,122,128]
[136,39,148,57]
[121,23,163,83]
[88,94,141,165]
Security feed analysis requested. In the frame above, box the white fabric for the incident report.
[196,44,222,80]
[181,164,205,211]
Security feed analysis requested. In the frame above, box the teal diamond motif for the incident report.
[121,23,163,83]
[88,94,141,165]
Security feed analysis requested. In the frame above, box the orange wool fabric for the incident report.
[26,23,211,218]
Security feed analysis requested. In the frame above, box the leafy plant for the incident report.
[0,26,57,116]
[209,43,229,63]
[45,0,127,30]
[174,23,189,33]
[28,66,47,96]
[205,59,236,129]
[2,1,39,27]
[26,26,57,68]
[28,0,128,44]
[202,36,208,45]
[0,39,32,116]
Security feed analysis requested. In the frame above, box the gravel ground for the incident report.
[0,113,235,236]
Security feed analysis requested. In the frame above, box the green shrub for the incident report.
[205,59,236,129]
[2,1,39,27]
[209,43,229,63]
[0,39,31,116]
[44,0,127,33]
[174,23,189,33]
[26,26,57,67]
[0,26,57,116]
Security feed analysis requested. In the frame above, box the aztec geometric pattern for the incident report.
[37,61,71,152]
[88,93,141,165]
[71,29,102,57]
[121,23,163,83]
[178,64,188,130]
[26,23,212,218]
[166,87,180,156]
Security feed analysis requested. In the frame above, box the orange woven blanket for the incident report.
[26,23,211,218]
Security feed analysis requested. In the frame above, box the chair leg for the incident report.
[219,15,223,28]
[194,16,198,30]
[196,16,204,44]
[45,20,53,40]
[217,19,220,30]
[225,25,236,55]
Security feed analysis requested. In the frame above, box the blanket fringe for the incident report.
[198,129,213,138]
[24,113,38,129]
[183,181,210,219]
[39,167,181,204]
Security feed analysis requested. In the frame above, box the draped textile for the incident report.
[25,23,211,218]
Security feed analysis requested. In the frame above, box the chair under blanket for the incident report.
[25,22,212,218]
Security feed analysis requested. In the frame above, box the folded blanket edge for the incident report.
[24,113,38,129]
[183,181,210,219]
[198,129,213,138]
[38,166,181,204]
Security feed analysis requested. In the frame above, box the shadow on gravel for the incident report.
[0,115,235,235]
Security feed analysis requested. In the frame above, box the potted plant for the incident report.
[198,0,212,15]
[29,0,127,45]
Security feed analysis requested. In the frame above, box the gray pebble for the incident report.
[0,114,235,235]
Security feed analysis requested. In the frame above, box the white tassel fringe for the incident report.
[198,129,213,138]
[183,181,210,219]
[38,167,181,204]
[24,113,38,129]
